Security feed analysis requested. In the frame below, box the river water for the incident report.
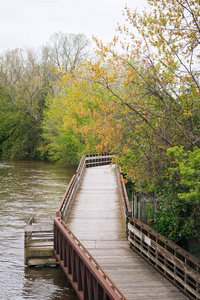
[0,160,78,300]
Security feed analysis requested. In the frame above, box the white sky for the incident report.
[0,0,148,53]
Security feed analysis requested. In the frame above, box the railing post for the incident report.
[131,191,133,218]
[133,194,138,219]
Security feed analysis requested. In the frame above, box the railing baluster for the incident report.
[78,257,83,291]
[60,233,63,260]
[73,250,77,282]
[63,239,67,267]
[89,272,94,300]
[56,227,60,255]
[67,243,72,274]
[83,265,89,300]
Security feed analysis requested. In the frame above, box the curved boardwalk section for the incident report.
[67,165,188,300]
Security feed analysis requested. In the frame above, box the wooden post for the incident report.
[134,194,138,219]
[154,201,157,223]
[131,191,134,218]
[138,200,141,221]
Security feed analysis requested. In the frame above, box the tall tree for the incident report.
[41,70,101,165]
[42,32,91,80]
[88,0,200,180]
[0,48,51,158]
[0,48,49,124]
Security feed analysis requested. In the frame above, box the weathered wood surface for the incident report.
[24,217,57,266]
[67,165,189,300]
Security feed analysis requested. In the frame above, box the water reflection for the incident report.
[23,266,77,300]
[0,160,77,299]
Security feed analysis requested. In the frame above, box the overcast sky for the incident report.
[0,0,148,53]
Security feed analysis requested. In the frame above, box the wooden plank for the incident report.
[28,240,54,247]
[27,257,58,266]
[32,217,54,223]
[66,165,189,300]
[27,249,54,257]
[25,224,53,232]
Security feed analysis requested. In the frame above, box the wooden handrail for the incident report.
[85,153,113,168]
[54,218,126,300]
[57,154,114,221]
[76,154,86,174]
[56,155,86,219]
[128,217,200,300]
[56,174,77,218]
[116,167,131,235]
[118,167,131,215]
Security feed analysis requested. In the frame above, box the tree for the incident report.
[154,146,200,243]
[0,48,51,158]
[0,32,91,160]
[0,86,42,159]
[81,0,200,243]
[0,48,49,124]
[41,70,101,165]
[87,0,200,182]
[42,32,91,81]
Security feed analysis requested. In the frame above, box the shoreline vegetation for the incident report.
[0,1,199,255]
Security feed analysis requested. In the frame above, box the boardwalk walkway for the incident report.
[66,165,188,300]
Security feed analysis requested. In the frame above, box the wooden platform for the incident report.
[24,217,57,266]
[66,165,189,300]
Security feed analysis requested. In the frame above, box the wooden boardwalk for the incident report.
[67,165,188,300]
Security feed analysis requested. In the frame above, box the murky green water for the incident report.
[0,160,77,300]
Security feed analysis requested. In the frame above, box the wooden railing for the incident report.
[85,153,113,168]
[117,167,131,232]
[56,174,80,221]
[117,170,200,299]
[56,156,86,221]
[56,154,113,222]
[54,218,126,300]
[55,153,200,299]
[127,217,200,300]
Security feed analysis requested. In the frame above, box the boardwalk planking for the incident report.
[67,165,189,300]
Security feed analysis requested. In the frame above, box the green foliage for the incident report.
[168,146,200,204]
[45,129,81,166]
[0,102,42,159]
[154,146,200,242]
[0,32,91,162]
[41,88,88,166]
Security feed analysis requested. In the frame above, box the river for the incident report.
[0,160,78,300]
